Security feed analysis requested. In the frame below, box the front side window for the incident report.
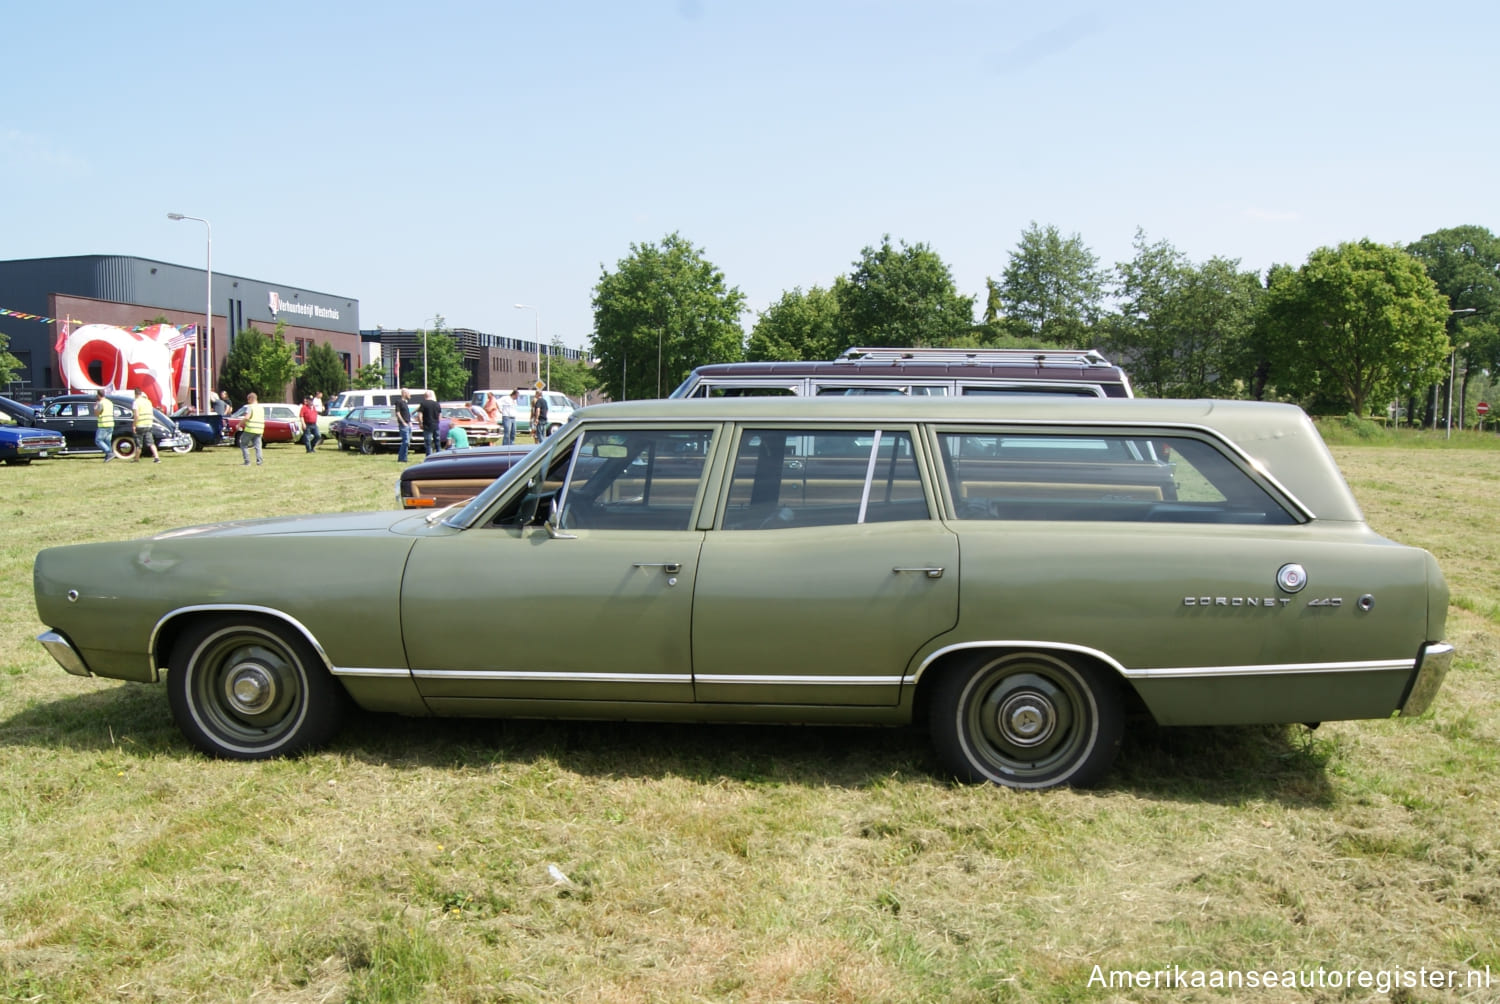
[722,429,928,530]
[553,428,715,531]
[939,431,1295,524]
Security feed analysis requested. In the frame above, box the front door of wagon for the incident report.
[399,425,718,708]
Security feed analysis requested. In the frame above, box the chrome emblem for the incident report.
[1276,563,1307,593]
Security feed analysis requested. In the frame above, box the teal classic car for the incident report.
[33,397,1453,789]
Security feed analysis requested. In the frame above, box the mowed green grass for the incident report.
[1,431,1496,1003]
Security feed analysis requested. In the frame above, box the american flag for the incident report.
[167,325,196,350]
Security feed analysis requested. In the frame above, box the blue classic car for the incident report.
[0,422,66,464]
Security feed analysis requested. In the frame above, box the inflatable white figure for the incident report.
[58,324,191,412]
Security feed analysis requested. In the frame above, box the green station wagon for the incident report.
[33,397,1453,789]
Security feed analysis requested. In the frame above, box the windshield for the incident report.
[443,440,552,528]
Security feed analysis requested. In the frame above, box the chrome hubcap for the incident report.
[226,661,277,715]
[996,690,1056,748]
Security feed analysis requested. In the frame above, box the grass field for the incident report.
[1,429,1496,1002]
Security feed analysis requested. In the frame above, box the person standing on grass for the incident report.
[396,388,412,462]
[300,397,322,452]
[418,391,441,456]
[530,390,549,442]
[499,389,518,445]
[240,392,266,466]
[131,388,161,464]
[94,390,115,462]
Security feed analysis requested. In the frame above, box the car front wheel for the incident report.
[929,651,1122,790]
[359,435,375,455]
[167,615,346,759]
[171,436,194,455]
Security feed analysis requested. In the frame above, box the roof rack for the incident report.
[836,347,1113,367]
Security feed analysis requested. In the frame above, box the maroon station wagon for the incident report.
[399,443,536,508]
[668,347,1134,400]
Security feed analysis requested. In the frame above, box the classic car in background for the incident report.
[0,393,192,459]
[0,421,66,464]
[472,389,576,438]
[223,403,303,444]
[399,443,535,507]
[670,346,1135,400]
[329,406,404,453]
[34,397,1453,789]
[440,404,501,445]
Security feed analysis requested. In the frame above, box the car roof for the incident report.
[567,397,1360,522]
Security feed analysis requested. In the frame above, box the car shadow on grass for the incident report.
[2,685,1334,806]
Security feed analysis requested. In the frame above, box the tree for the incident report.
[835,236,974,347]
[353,362,386,390]
[0,330,20,388]
[217,321,302,403]
[995,222,1105,345]
[1258,240,1450,416]
[591,232,745,401]
[295,341,349,403]
[1406,225,1500,424]
[747,284,844,361]
[544,339,599,402]
[404,317,468,400]
[1106,230,1260,398]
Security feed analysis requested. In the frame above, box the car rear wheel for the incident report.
[167,615,346,759]
[929,650,1122,789]
[359,435,375,455]
[112,436,137,460]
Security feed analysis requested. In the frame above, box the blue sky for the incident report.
[5,1,1494,353]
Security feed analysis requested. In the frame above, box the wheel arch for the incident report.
[150,605,336,682]
[913,640,1150,720]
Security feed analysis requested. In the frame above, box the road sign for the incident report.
[1478,402,1490,416]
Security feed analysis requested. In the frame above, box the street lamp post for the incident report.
[513,304,540,388]
[166,212,211,410]
[1447,308,1478,439]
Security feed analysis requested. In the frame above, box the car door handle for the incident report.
[633,562,682,574]
[893,566,944,579]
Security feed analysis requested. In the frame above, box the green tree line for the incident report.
[588,225,1500,422]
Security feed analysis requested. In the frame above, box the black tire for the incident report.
[112,435,137,460]
[3,458,32,465]
[359,435,375,455]
[929,650,1122,790]
[337,436,349,451]
[167,615,346,759]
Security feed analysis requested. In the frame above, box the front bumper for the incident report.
[1400,641,1454,716]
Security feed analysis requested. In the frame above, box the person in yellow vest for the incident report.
[131,388,161,463]
[93,389,116,462]
[240,392,266,466]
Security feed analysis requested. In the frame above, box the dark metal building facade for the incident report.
[0,255,360,402]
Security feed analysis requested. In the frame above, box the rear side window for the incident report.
[938,432,1294,524]
[723,429,928,530]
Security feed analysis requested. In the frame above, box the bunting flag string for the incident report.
[1,306,183,333]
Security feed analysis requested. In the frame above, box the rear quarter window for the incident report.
[938,432,1295,524]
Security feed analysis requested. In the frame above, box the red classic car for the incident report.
[223,403,303,444]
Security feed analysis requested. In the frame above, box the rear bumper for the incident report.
[1400,641,1454,716]
[38,629,91,677]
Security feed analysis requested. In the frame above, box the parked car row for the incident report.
[0,393,194,459]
